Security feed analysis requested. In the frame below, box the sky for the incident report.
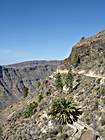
[0,0,105,65]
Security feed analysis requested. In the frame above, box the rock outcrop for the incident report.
[65,31,105,73]
[80,130,97,140]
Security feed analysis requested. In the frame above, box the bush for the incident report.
[72,57,79,67]
[49,98,82,125]
[23,101,38,118]
[65,69,74,92]
[55,73,63,92]
[38,94,43,102]
[23,87,29,98]
[0,125,3,139]
[100,87,105,95]
[103,52,105,58]
[37,81,41,88]
[46,88,52,96]
[80,36,85,41]
[96,78,101,84]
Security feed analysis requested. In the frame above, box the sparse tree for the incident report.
[80,36,85,41]
[65,69,74,92]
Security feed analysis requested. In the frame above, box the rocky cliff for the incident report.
[66,30,105,72]
[0,61,62,109]
[0,30,105,140]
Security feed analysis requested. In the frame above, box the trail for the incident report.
[71,70,104,140]
[58,69,104,139]
[77,70,105,79]
[67,120,103,140]
[57,68,105,79]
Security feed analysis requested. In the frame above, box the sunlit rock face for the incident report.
[66,30,105,70]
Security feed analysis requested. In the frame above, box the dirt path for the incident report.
[57,68,105,79]
[73,69,105,79]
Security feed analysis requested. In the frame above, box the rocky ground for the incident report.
[0,68,105,140]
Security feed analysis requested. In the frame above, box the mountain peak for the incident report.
[65,30,105,68]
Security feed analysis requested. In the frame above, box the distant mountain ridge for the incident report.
[4,60,62,68]
[0,60,62,109]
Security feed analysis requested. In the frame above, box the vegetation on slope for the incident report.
[49,98,81,125]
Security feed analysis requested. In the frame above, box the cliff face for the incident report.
[66,30,105,70]
[0,61,62,109]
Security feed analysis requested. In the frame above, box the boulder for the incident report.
[80,130,97,140]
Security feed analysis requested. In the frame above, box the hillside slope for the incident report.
[0,60,62,109]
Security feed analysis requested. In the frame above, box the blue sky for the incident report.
[0,0,105,65]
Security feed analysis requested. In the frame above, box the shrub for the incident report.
[15,110,22,119]
[46,88,52,96]
[48,98,82,125]
[0,125,3,139]
[96,78,101,84]
[38,94,43,102]
[80,36,85,41]
[23,101,38,118]
[55,73,63,92]
[37,81,41,88]
[65,69,74,92]
[100,87,105,95]
[23,87,29,98]
[72,57,79,67]
[103,52,105,58]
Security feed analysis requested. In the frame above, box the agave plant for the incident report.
[49,98,82,125]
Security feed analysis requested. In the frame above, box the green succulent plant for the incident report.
[49,98,82,125]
